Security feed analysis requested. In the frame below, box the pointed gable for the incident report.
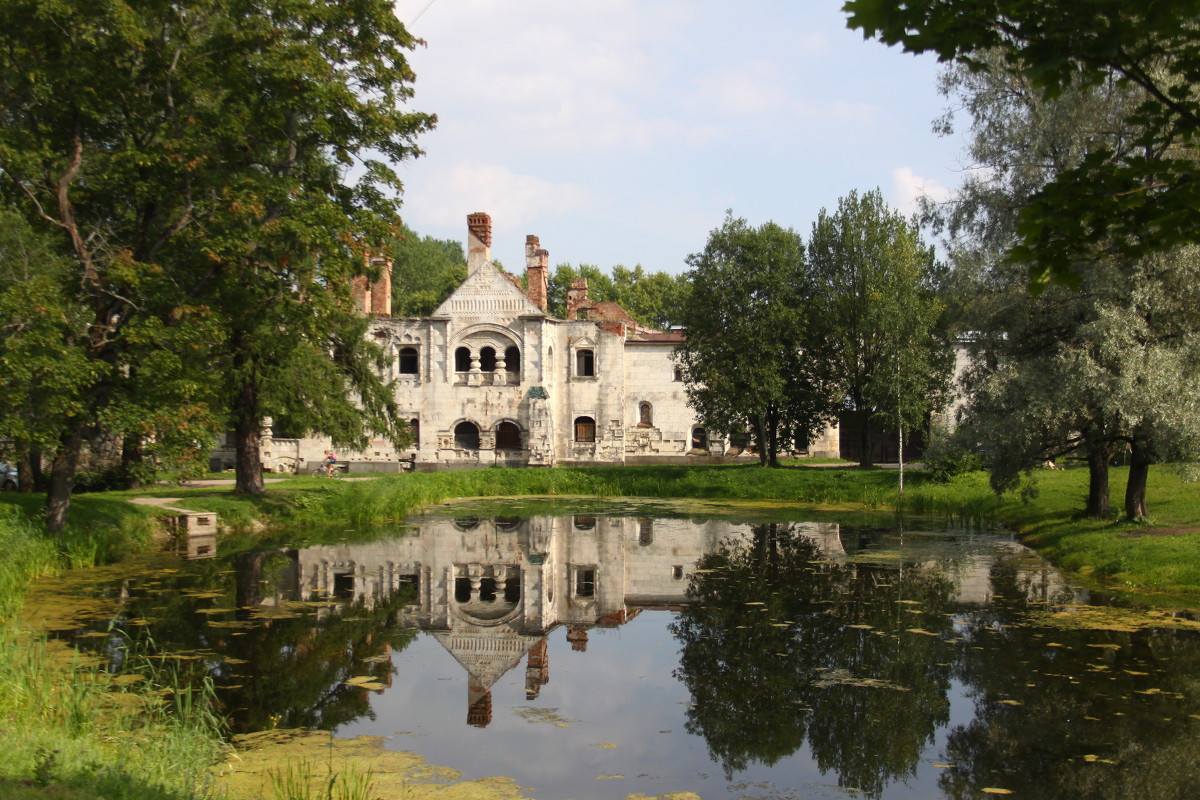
[433,260,545,321]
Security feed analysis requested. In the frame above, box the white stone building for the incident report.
[216,212,840,473]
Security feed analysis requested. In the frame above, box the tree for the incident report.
[387,222,467,318]
[932,57,1200,519]
[0,0,434,521]
[674,213,843,466]
[845,0,1200,289]
[808,190,952,468]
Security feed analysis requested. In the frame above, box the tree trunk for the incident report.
[46,426,86,534]
[1085,444,1113,517]
[16,444,36,493]
[766,405,780,468]
[898,423,905,495]
[753,413,769,467]
[121,432,147,489]
[1124,440,1151,521]
[27,447,44,491]
[233,362,265,495]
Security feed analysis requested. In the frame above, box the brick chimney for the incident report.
[351,275,370,316]
[566,277,589,320]
[368,252,392,318]
[524,234,549,312]
[466,212,491,274]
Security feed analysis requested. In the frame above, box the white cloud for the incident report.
[695,61,789,117]
[890,166,952,217]
[396,0,696,153]
[403,162,593,232]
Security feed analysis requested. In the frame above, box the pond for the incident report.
[29,500,1200,800]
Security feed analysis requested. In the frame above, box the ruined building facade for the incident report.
[214,212,839,473]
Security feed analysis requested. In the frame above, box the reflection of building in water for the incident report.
[292,516,841,726]
[282,516,1072,726]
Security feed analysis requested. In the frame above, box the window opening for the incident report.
[574,416,596,443]
[504,579,521,603]
[454,422,480,451]
[576,348,595,377]
[455,347,471,372]
[505,346,521,382]
[691,427,708,450]
[333,572,355,598]
[638,402,653,426]
[575,568,596,598]
[398,347,419,374]
[573,515,596,531]
[454,577,471,602]
[480,346,497,372]
[409,418,419,447]
[495,421,522,450]
[638,518,654,546]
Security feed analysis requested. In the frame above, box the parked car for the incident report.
[1,462,16,491]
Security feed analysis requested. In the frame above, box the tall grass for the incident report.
[0,497,223,799]
[289,464,912,525]
[0,624,226,799]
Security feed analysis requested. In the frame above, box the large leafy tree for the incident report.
[0,0,433,523]
[934,57,1200,519]
[674,213,843,466]
[808,190,953,468]
[845,0,1200,289]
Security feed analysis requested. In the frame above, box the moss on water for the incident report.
[216,729,533,800]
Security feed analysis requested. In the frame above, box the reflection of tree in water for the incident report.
[671,522,956,798]
[939,564,1200,800]
[75,548,416,735]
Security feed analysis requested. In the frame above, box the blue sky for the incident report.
[391,0,967,274]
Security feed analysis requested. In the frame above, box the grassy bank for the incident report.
[0,501,226,800]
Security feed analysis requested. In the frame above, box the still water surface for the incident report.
[35,502,1200,800]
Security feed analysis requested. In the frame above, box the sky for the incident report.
[389,0,967,275]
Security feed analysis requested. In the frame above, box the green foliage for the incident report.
[675,213,844,466]
[845,0,1200,288]
[547,262,690,328]
[920,424,983,483]
[934,54,1200,518]
[0,0,434,516]
[386,223,466,317]
[808,189,953,466]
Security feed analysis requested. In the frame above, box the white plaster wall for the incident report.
[622,343,697,456]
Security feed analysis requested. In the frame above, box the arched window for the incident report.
[673,366,683,382]
[495,421,522,450]
[638,402,653,426]
[638,518,654,546]
[576,348,595,377]
[409,418,419,447]
[455,347,471,372]
[454,421,480,450]
[574,416,596,443]
[398,346,418,374]
[479,346,497,372]
[505,346,521,382]
[691,427,708,450]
